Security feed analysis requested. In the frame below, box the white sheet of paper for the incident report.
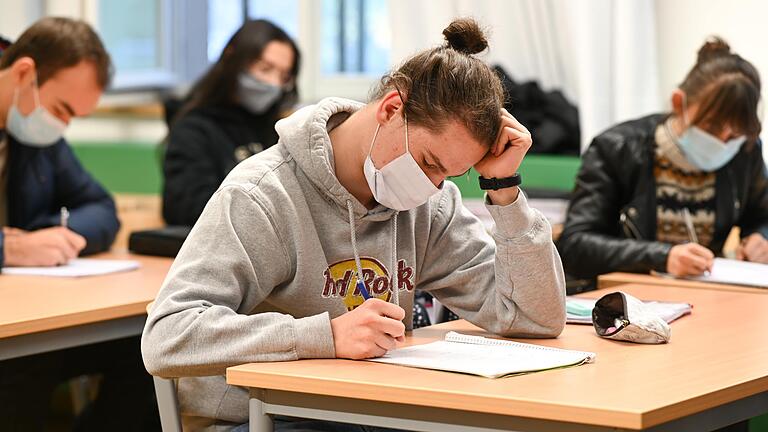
[3,259,140,277]
[686,258,768,288]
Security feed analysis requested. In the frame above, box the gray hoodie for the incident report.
[142,97,566,431]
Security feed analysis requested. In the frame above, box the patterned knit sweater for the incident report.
[653,119,716,247]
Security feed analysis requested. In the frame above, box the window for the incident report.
[207,0,244,63]
[208,0,391,101]
[99,0,161,72]
[40,0,391,97]
[53,0,392,98]
[207,0,299,63]
[247,0,299,39]
[320,0,390,76]
[310,0,390,100]
[91,0,177,89]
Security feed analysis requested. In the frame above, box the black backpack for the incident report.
[494,65,581,156]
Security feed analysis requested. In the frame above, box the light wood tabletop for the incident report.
[228,284,768,430]
[598,272,768,294]
[0,251,173,339]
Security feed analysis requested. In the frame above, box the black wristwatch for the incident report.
[478,173,522,190]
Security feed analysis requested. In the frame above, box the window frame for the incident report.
[295,0,386,102]
[79,0,180,90]
[43,0,389,101]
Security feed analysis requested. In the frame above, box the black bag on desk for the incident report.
[128,226,191,257]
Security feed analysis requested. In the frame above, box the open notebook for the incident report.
[367,331,595,378]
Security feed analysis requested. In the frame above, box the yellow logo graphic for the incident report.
[322,257,414,311]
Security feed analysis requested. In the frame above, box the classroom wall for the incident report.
[656,0,768,162]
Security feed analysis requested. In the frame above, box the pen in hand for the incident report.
[356,280,371,300]
[682,208,698,244]
[60,206,69,228]
[682,208,711,275]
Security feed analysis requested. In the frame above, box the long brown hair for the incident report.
[176,19,300,122]
[0,17,112,89]
[370,18,504,148]
[679,37,761,140]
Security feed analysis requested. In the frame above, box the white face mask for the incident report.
[363,115,442,211]
[6,77,67,147]
[675,94,746,171]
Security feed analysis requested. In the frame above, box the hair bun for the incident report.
[442,18,488,55]
[697,36,731,64]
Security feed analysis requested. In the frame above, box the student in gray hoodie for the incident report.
[142,18,566,431]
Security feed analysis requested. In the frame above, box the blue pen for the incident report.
[356,280,371,300]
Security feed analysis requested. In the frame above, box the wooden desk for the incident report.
[228,284,768,431]
[0,251,172,360]
[598,272,767,294]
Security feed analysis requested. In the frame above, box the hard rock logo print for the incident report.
[322,257,414,311]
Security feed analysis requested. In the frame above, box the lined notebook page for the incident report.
[368,331,595,378]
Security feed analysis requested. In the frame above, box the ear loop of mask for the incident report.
[367,109,409,164]
[367,124,381,157]
[12,74,42,112]
[391,84,411,156]
[680,91,691,127]
[403,111,409,153]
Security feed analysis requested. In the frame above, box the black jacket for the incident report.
[162,105,279,225]
[557,114,768,279]
[0,132,120,267]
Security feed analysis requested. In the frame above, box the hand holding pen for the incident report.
[2,226,86,267]
[328,277,406,360]
[665,208,714,277]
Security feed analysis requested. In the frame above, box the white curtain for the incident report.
[388,0,661,151]
[0,2,44,40]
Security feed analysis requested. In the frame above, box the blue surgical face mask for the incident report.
[677,128,745,172]
[6,77,67,147]
[237,73,282,115]
[675,94,746,172]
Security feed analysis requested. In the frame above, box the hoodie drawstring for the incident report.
[390,211,398,306]
[347,200,399,306]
